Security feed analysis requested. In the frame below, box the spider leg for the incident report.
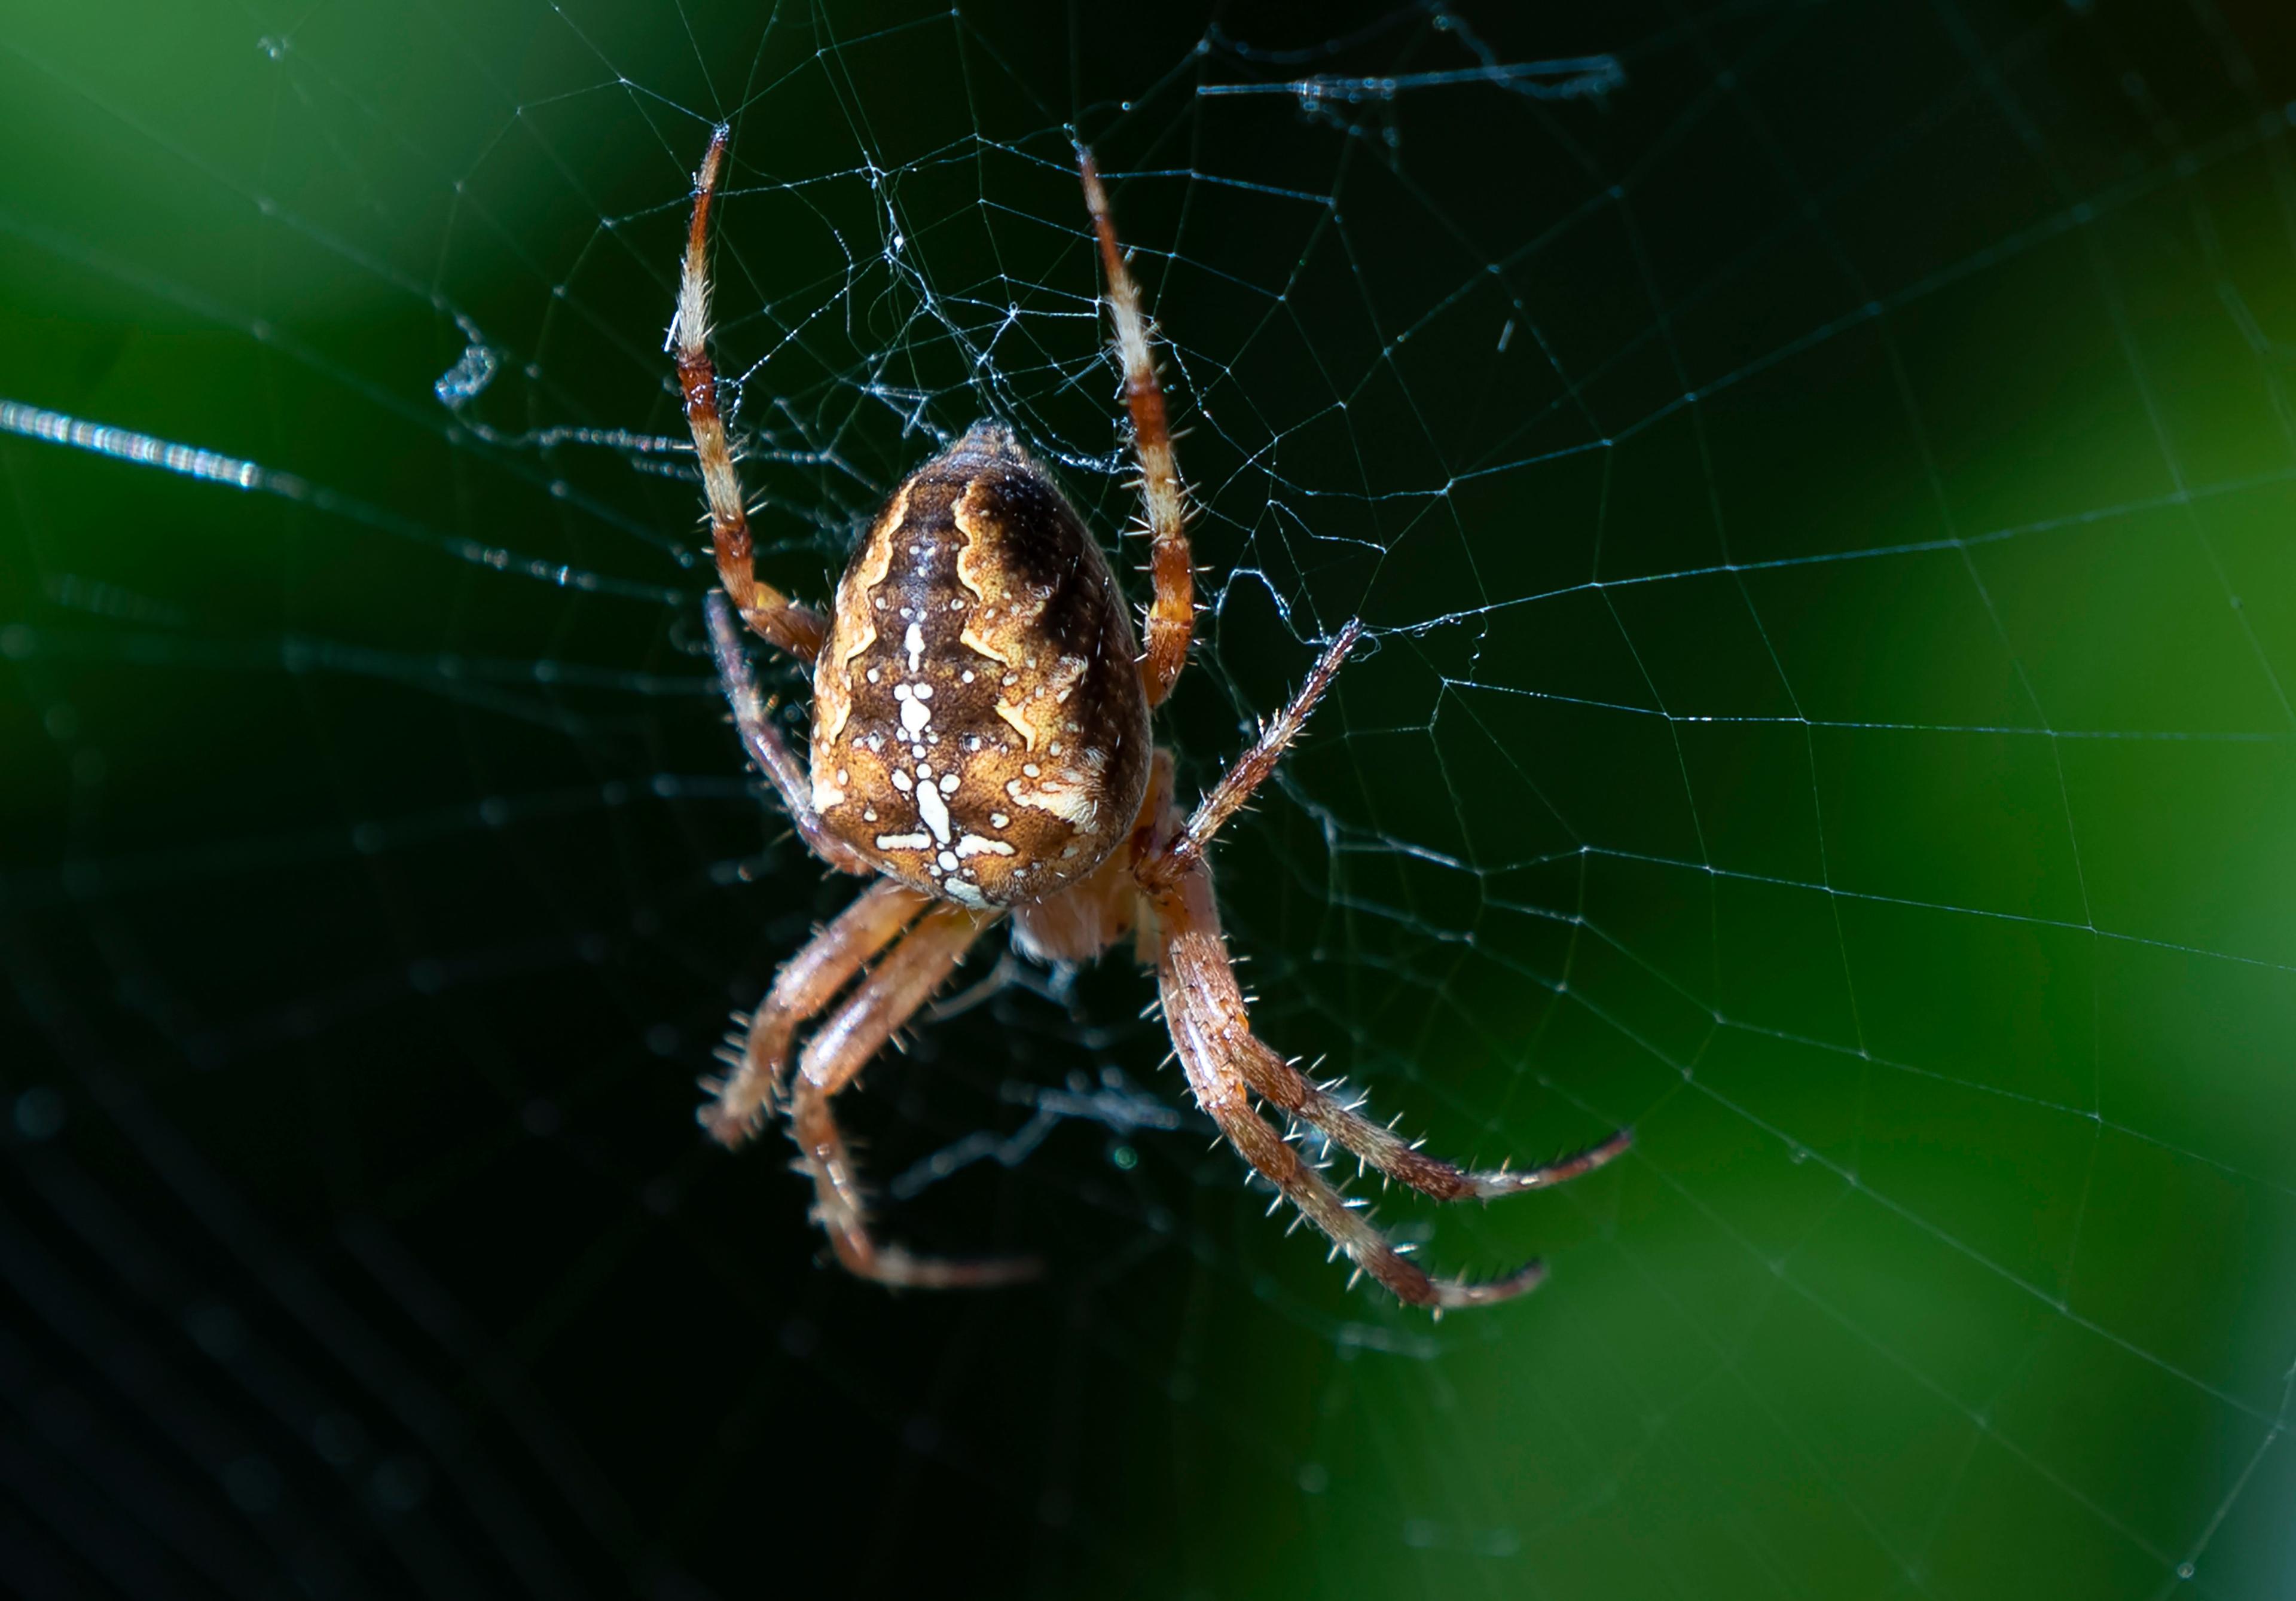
[1150,861,1543,1310]
[1079,149,1193,708]
[1233,1031,1632,1201]
[702,878,930,1146]
[788,905,1041,1289]
[1143,621,1363,890]
[1135,635,1628,1303]
[707,590,873,876]
[677,126,828,662]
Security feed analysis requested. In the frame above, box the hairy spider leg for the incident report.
[1136,629,1633,1303]
[677,125,828,662]
[787,905,1042,1288]
[1151,859,1541,1310]
[1079,149,1194,708]
[1235,1031,1634,1200]
[1143,621,1362,890]
[706,591,872,876]
[703,877,930,1145]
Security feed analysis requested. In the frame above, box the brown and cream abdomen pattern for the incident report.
[808,422,1152,909]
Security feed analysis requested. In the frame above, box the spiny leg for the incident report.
[1135,625,1627,1296]
[1144,627,1628,1230]
[1150,863,1546,1311]
[1235,1031,1632,1201]
[1143,620,1363,891]
[677,125,828,661]
[1079,149,1193,708]
[703,878,929,1146]
[706,590,872,876]
[1140,623,1622,1196]
[788,905,1039,1288]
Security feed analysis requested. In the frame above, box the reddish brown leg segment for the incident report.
[703,878,929,1146]
[678,126,828,662]
[1234,1033,1632,1200]
[707,591,873,877]
[1136,631,1629,1307]
[1079,149,1193,708]
[1151,860,1550,1310]
[1143,621,1363,891]
[788,906,1040,1288]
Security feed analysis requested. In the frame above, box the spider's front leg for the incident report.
[783,905,1041,1289]
[703,878,928,1145]
[1141,625,1631,1309]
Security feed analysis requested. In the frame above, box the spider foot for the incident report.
[697,1094,771,1149]
[1468,1126,1634,1200]
[848,1243,1043,1291]
[1425,1256,1549,1312]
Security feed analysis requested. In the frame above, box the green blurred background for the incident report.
[4,2,2294,1597]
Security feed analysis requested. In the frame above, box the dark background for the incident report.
[5,2,2296,1597]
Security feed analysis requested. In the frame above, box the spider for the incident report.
[674,127,1631,1310]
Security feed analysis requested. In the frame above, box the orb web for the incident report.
[3,2,2294,1596]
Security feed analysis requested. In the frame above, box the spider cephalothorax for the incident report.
[674,127,1629,1310]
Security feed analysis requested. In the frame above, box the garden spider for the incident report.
[677,127,1630,1309]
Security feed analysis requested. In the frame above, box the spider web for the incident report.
[4,1,2295,1596]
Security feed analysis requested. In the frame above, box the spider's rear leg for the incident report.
[678,126,828,662]
[787,904,1040,1289]
[703,877,929,1145]
[1079,148,1193,708]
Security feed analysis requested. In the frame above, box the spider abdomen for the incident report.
[808,421,1152,909]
